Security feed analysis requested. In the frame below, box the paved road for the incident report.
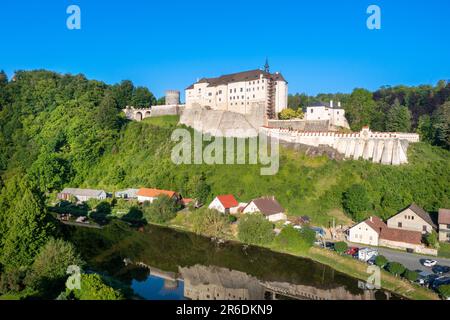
[347,242,450,273]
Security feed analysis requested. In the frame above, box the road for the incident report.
[347,242,450,273]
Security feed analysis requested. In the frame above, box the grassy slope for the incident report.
[80,115,450,227]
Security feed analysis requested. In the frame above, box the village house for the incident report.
[348,215,436,255]
[438,208,450,242]
[115,188,139,199]
[386,203,437,234]
[348,216,385,246]
[208,195,239,214]
[58,188,107,203]
[136,188,180,203]
[242,196,287,222]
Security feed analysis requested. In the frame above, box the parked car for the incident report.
[358,248,378,262]
[345,247,359,256]
[325,242,335,250]
[423,259,438,267]
[431,276,450,290]
[432,265,450,275]
[367,256,377,265]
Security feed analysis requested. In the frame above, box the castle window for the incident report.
[230,89,232,93]
[240,88,243,92]
[219,90,222,94]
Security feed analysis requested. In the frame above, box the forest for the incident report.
[0,70,449,299]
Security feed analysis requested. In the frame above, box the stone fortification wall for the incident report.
[179,105,266,137]
[261,127,420,165]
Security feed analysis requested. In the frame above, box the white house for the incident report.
[208,195,239,214]
[136,188,179,203]
[185,65,288,117]
[305,100,350,129]
[348,216,385,246]
[58,188,107,203]
[242,196,287,222]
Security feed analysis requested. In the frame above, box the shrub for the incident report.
[425,231,440,249]
[143,195,182,224]
[228,215,237,223]
[68,274,124,300]
[190,208,229,237]
[334,241,348,254]
[387,262,406,277]
[374,255,388,268]
[238,214,274,245]
[275,226,316,253]
[403,269,419,282]
[438,284,450,299]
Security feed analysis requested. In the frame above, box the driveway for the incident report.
[346,242,450,273]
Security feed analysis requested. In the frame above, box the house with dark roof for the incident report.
[208,195,239,214]
[242,196,286,222]
[304,100,350,129]
[386,204,437,234]
[185,64,288,117]
[438,208,450,242]
[58,188,107,203]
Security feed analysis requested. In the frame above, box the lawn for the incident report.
[439,242,450,259]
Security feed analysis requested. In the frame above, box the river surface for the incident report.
[65,221,400,300]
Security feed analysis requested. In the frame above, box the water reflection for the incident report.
[129,263,394,301]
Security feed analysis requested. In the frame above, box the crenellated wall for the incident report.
[261,126,419,165]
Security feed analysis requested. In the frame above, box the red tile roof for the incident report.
[380,228,422,245]
[216,195,239,209]
[137,188,177,198]
[439,208,450,224]
[363,216,387,234]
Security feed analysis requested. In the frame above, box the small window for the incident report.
[398,222,402,228]
[423,225,427,232]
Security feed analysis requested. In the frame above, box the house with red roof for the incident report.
[136,188,179,203]
[208,194,239,214]
[348,215,435,254]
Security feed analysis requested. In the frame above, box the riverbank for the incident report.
[165,219,439,300]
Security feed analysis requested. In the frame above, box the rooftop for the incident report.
[137,188,177,198]
[439,208,450,225]
[60,188,105,197]
[186,69,286,89]
[248,196,284,216]
[216,194,239,209]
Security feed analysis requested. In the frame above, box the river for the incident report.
[64,220,399,300]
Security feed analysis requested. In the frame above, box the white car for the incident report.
[423,259,438,267]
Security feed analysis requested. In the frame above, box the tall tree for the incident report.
[131,87,156,107]
[96,93,120,130]
[112,80,134,108]
[433,101,450,149]
[345,88,377,131]
[386,100,412,132]
[1,183,55,269]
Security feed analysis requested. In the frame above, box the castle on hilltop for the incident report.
[185,61,288,119]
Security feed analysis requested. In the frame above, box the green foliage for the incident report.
[186,173,211,205]
[425,231,439,249]
[438,284,450,298]
[0,268,27,294]
[375,255,388,268]
[386,100,412,132]
[334,241,348,254]
[387,262,406,277]
[69,273,124,300]
[142,195,181,224]
[342,184,371,221]
[190,208,229,237]
[345,88,377,131]
[1,181,55,269]
[25,238,84,296]
[131,86,156,107]
[238,214,274,245]
[279,108,304,120]
[403,269,419,282]
[275,225,315,253]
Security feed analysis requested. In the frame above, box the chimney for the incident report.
[330,100,333,108]
[338,101,341,108]
[369,216,373,222]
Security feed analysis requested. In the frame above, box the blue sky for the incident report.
[0,0,449,99]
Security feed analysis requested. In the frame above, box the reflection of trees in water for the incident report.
[65,221,369,296]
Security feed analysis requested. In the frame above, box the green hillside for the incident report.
[0,70,449,230]
[79,115,450,226]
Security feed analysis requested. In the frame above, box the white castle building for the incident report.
[305,100,350,129]
[185,62,288,119]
